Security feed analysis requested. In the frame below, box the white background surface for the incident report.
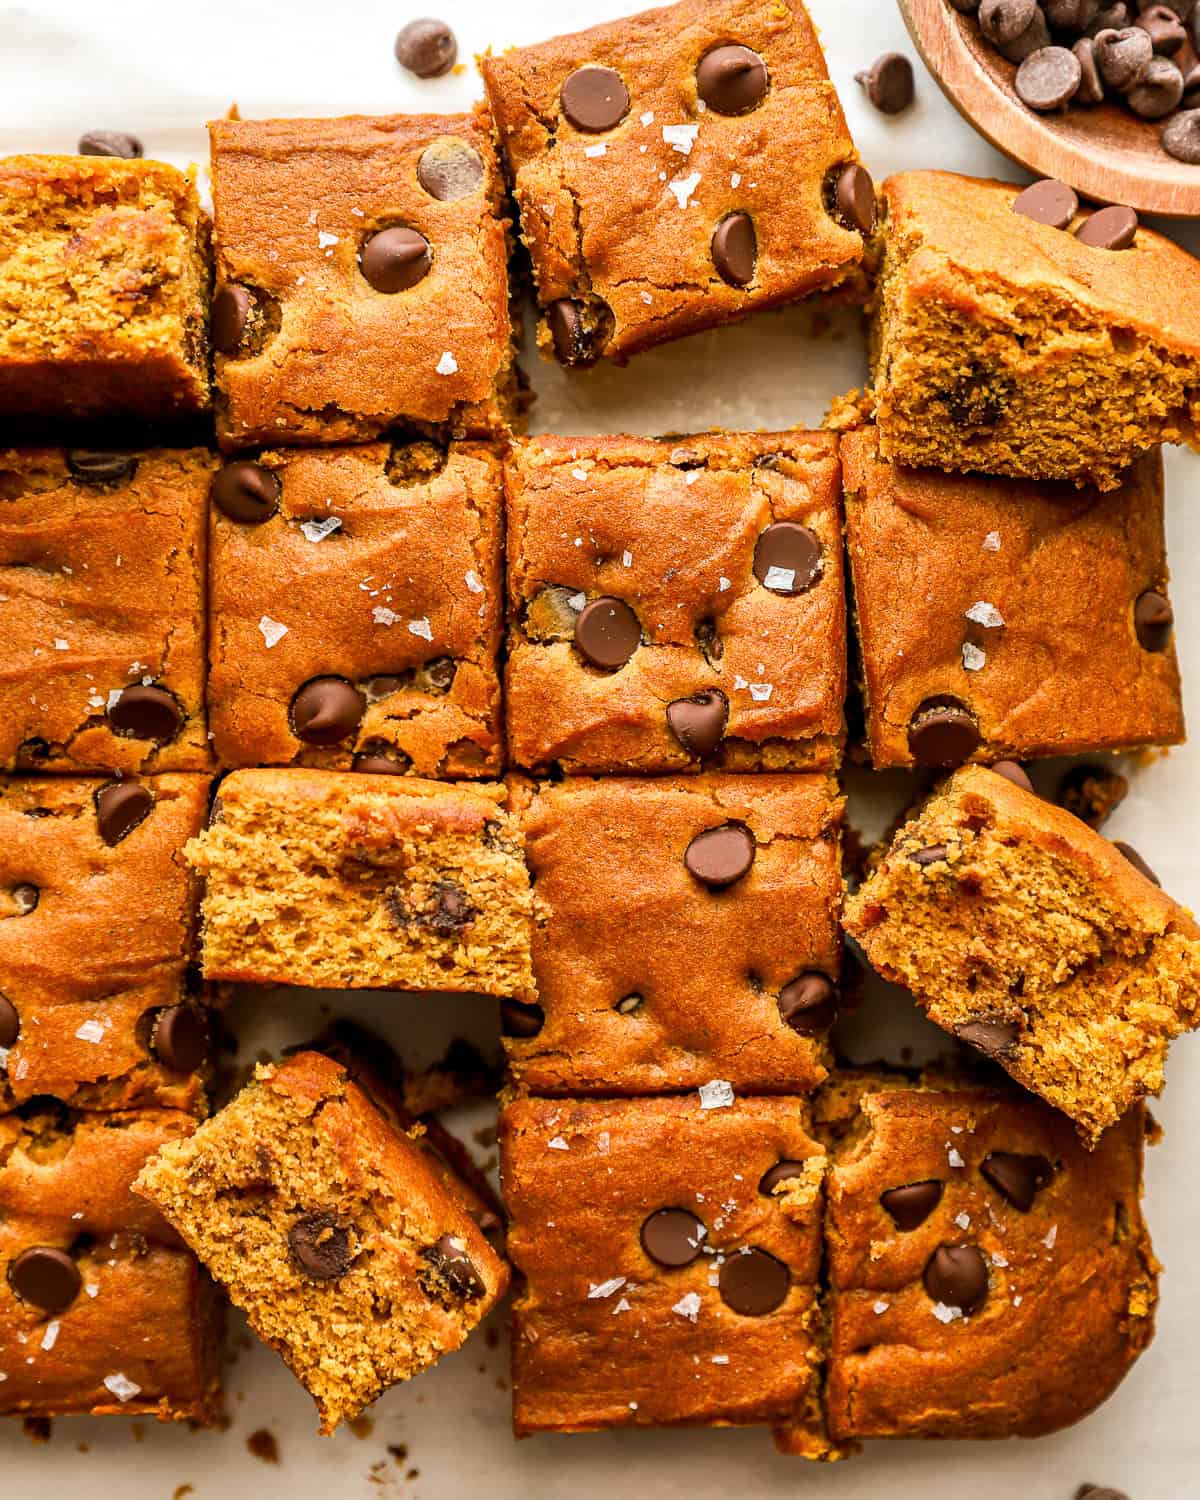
[1,0,1198,1495]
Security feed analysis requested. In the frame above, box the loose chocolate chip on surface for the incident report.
[908,697,980,767]
[65,449,137,484]
[697,44,769,114]
[777,973,838,1034]
[290,678,366,746]
[997,8,1052,62]
[1016,46,1083,110]
[1127,53,1184,113]
[955,1018,1020,1057]
[360,227,432,292]
[980,1151,1053,1211]
[211,284,254,355]
[641,1207,706,1267]
[667,690,729,758]
[0,995,18,1048]
[1094,26,1153,88]
[78,129,142,158]
[393,18,458,77]
[1073,37,1107,102]
[910,844,950,866]
[923,1244,989,1313]
[1113,840,1161,884]
[422,1234,485,1297]
[1076,204,1139,248]
[416,140,484,201]
[980,0,1038,43]
[1163,106,1200,158]
[1012,178,1079,228]
[684,822,756,890]
[500,1000,545,1038]
[212,460,281,524]
[107,685,183,743]
[711,212,757,286]
[11,883,39,915]
[1134,589,1174,650]
[1136,3,1188,51]
[288,1212,353,1280]
[752,522,822,594]
[8,1246,82,1313]
[881,1179,944,1231]
[855,52,916,113]
[151,1005,209,1073]
[560,65,630,131]
[832,163,877,233]
[95,781,153,846]
[990,760,1035,793]
[573,597,641,670]
[759,1160,809,1195]
[718,1247,790,1315]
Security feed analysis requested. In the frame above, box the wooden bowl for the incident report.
[898,0,1200,216]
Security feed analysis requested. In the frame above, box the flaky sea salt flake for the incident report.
[588,1276,627,1300]
[931,1302,963,1324]
[983,531,1001,551]
[672,1292,702,1322]
[948,1147,965,1169]
[103,1373,141,1402]
[698,1079,734,1110]
[75,1020,106,1044]
[258,616,288,648]
[749,683,773,702]
[547,1135,569,1151]
[407,617,434,641]
[962,642,986,671]
[300,516,342,542]
[966,600,1004,629]
[662,123,699,155]
[668,171,701,209]
[763,566,795,591]
[436,351,458,376]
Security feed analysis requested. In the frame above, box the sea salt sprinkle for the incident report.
[407,617,434,641]
[258,616,288,648]
[74,1019,106,1044]
[465,570,484,594]
[873,1300,889,1315]
[962,642,986,672]
[763,566,795,591]
[672,1292,702,1322]
[662,123,699,155]
[435,351,458,376]
[588,1276,627,1300]
[931,1302,963,1325]
[983,531,1001,551]
[668,171,701,209]
[103,1373,142,1403]
[300,516,342,542]
[584,143,607,158]
[698,1080,734,1110]
[547,1135,569,1151]
[965,600,1004,629]
[947,1146,965,1169]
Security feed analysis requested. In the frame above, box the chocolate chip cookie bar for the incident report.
[208,440,502,776]
[841,430,1184,768]
[135,1050,509,1434]
[505,431,846,772]
[846,766,1200,1145]
[209,112,517,449]
[774,1074,1157,1448]
[188,769,534,998]
[0,774,212,1114]
[480,0,870,367]
[1,1100,222,1421]
[0,154,210,422]
[866,170,1200,489]
[0,446,214,775]
[504,773,844,1095]
[501,1093,833,1445]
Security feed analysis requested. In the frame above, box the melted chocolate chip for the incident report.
[980,1151,1053,1211]
[11,884,38,916]
[923,1243,989,1313]
[684,822,755,890]
[881,1179,944,1231]
[290,678,365,745]
[106,686,183,743]
[1134,589,1173,651]
[0,995,18,1048]
[500,1000,545,1038]
[422,1233,485,1298]
[8,1246,81,1312]
[416,141,484,201]
[212,461,281,524]
[640,1208,706,1267]
[990,760,1034,793]
[777,973,838,1034]
[573,597,641,669]
[95,781,153,846]
[65,449,137,484]
[752,522,822,594]
[560,65,630,131]
[288,1212,353,1280]
[150,1006,209,1073]
[955,1018,1020,1058]
[759,1160,809,1195]
[360,227,432,292]
[211,284,254,355]
[910,844,950,867]
[718,1247,790,1315]
[546,297,608,367]
[666,690,729,758]
[908,697,980,767]
[831,164,876,233]
[711,212,757,286]
[696,44,769,114]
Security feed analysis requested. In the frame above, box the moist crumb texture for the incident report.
[188,768,535,998]
[208,113,517,450]
[846,767,1200,1144]
[0,1102,222,1421]
[506,773,844,1094]
[481,0,868,365]
[841,430,1184,767]
[870,171,1200,489]
[0,447,214,774]
[505,431,846,773]
[208,441,503,776]
[0,155,211,421]
[134,1051,509,1434]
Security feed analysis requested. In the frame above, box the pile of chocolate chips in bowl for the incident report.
[951,0,1200,161]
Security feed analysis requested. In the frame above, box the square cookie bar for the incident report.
[0,1101,222,1422]
[209,113,516,449]
[775,1075,1157,1447]
[0,446,213,774]
[841,431,1183,768]
[208,440,502,775]
[868,171,1200,489]
[189,769,534,998]
[503,774,844,1095]
[505,432,846,772]
[135,1050,509,1434]
[0,155,210,422]
[502,1094,831,1442]
[481,0,870,366]
[0,775,212,1114]
[846,767,1200,1145]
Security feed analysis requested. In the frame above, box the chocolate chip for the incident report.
[980,1151,1053,1211]
[65,449,137,484]
[500,1000,544,1038]
[1073,37,1107,101]
[1183,62,1200,102]
[777,973,838,1034]
[352,745,412,775]
[211,460,281,524]
[560,65,630,131]
[641,1207,706,1267]
[667,690,729,758]
[718,1247,790,1315]
[1016,46,1083,109]
[422,880,476,934]
[1112,840,1161,884]
[573,597,641,670]
[942,365,1013,425]
[711,212,757,286]
[95,781,153,846]
[1135,3,1188,50]
[1076,204,1139,249]
[855,52,915,112]
[832,163,876,233]
[1012,178,1079,228]
[1058,762,1128,828]
[393,18,457,77]
[1134,589,1173,650]
[1045,0,1100,26]
[997,8,1052,61]
[1094,26,1153,88]
[908,697,980,766]
[955,1018,1020,1057]
[1075,1488,1131,1500]
[288,1212,353,1280]
[880,1179,944,1231]
[759,1160,808,1195]
[910,844,950,866]
[1163,106,1200,159]
[416,141,484,201]
[290,678,365,745]
[8,1246,81,1313]
[684,822,755,890]
[0,995,18,1048]
[11,884,38,915]
[359,227,432,292]
[78,129,142,158]
[1127,52,1184,112]
[211,284,253,355]
[980,0,1039,43]
[752,522,822,594]
[1089,1,1132,29]
[16,739,50,768]
[422,1234,485,1298]
[696,44,769,114]
[106,685,183,743]
[150,1006,209,1073]
[923,1244,989,1313]
[545,299,590,367]
[991,760,1034,793]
